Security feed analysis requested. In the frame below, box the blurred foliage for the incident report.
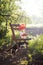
[0,0,21,46]
[0,0,31,47]
[28,35,43,54]
[27,34,43,64]
[20,60,28,65]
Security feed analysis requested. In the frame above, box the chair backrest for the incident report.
[10,23,20,43]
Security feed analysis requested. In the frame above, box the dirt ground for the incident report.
[0,46,29,65]
[0,46,43,65]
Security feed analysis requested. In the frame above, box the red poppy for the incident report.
[19,24,26,30]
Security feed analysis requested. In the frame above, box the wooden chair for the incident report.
[10,23,31,50]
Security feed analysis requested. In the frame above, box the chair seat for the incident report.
[16,38,31,41]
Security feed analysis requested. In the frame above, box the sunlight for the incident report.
[16,0,43,24]
[21,0,43,17]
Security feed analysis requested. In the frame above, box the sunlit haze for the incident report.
[21,0,43,17]
[16,0,43,24]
